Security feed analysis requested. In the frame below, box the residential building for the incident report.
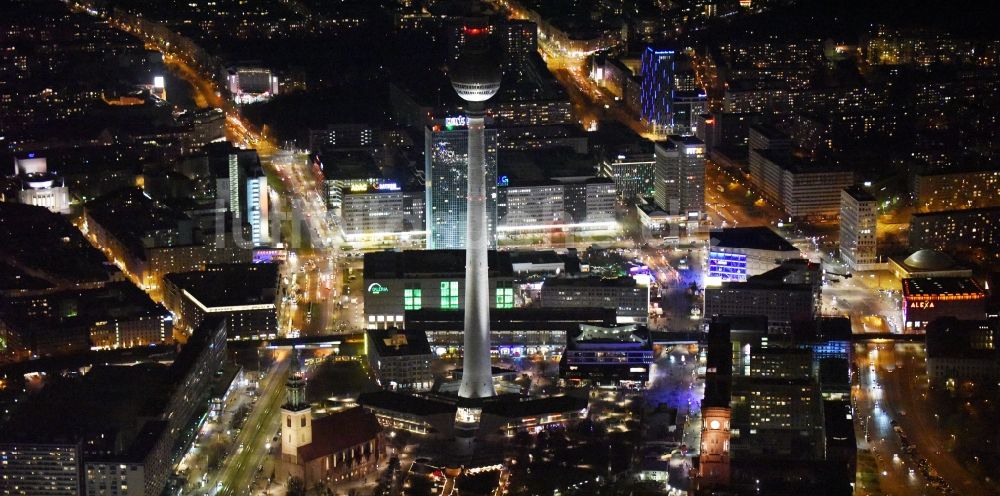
[839,186,879,271]
[925,317,1000,389]
[909,207,1000,262]
[913,168,1000,213]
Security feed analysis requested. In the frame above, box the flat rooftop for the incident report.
[165,263,278,308]
[901,277,986,298]
[709,226,798,252]
[364,250,514,278]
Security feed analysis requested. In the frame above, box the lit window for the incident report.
[441,281,459,309]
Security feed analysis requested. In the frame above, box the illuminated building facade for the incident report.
[914,169,1000,213]
[0,443,81,495]
[12,155,70,214]
[901,277,987,332]
[839,186,879,271]
[366,328,434,391]
[598,146,655,202]
[925,317,1000,389]
[227,66,279,104]
[653,135,705,226]
[161,263,278,339]
[708,227,801,282]
[362,250,514,329]
[640,47,676,132]
[424,124,498,249]
[909,207,1000,261]
[559,325,654,386]
[340,185,425,244]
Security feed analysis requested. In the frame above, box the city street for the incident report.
[853,343,996,496]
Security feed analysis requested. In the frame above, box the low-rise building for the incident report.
[362,250,515,329]
[888,249,973,280]
[540,275,649,324]
[707,227,801,282]
[366,328,434,391]
[162,263,278,339]
[560,325,653,387]
[901,277,987,332]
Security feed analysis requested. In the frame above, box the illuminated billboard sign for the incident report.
[367,283,389,295]
[445,116,468,129]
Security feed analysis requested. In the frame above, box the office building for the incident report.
[909,207,1000,262]
[653,136,705,227]
[749,149,854,219]
[598,146,655,202]
[162,263,278,339]
[246,171,272,247]
[424,124,498,249]
[707,226,801,282]
[901,277,987,332]
[366,328,434,391]
[362,249,514,329]
[640,46,676,133]
[540,275,649,324]
[497,178,617,235]
[308,124,376,152]
[340,184,425,245]
[839,186,879,271]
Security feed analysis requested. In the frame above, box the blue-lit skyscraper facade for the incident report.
[640,47,676,132]
[425,125,498,250]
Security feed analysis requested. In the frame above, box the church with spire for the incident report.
[275,359,383,487]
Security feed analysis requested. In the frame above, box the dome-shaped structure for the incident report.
[903,249,955,270]
[450,51,501,102]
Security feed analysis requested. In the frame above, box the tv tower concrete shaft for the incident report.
[457,105,494,399]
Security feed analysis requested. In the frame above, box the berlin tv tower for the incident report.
[451,24,501,402]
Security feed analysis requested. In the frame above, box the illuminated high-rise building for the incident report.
[425,124,499,250]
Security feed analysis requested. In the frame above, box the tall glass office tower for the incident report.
[425,125,498,250]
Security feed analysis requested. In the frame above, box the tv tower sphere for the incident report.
[450,33,501,102]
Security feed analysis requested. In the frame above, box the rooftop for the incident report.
[542,275,640,289]
[900,249,958,271]
[0,202,117,287]
[710,226,798,252]
[164,263,278,308]
[843,185,876,202]
[364,250,513,278]
[297,407,381,462]
[366,328,433,357]
[901,277,986,298]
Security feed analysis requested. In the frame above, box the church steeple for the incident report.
[281,352,312,462]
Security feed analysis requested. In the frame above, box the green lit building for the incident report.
[362,250,514,329]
